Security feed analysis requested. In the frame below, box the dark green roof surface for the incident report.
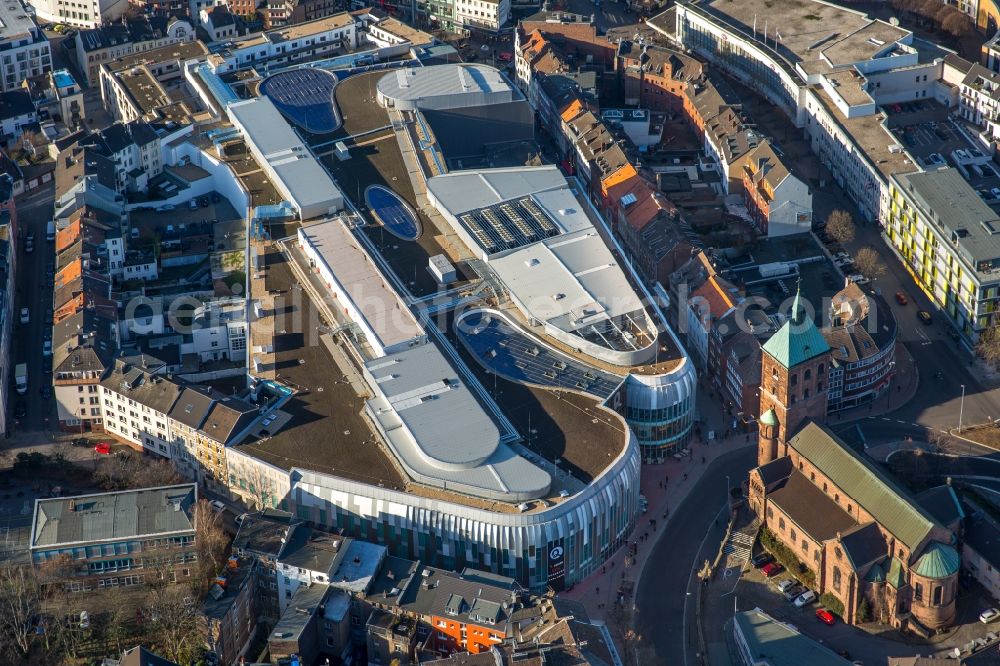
[913,542,960,579]
[865,561,886,583]
[734,609,853,666]
[887,557,905,589]
[787,423,936,551]
[761,290,830,368]
[760,408,778,427]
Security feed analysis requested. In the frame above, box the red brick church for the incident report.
[748,291,962,630]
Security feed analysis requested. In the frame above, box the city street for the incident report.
[8,182,56,434]
[733,81,1000,442]
[632,447,755,665]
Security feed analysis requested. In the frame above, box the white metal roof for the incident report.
[377,63,512,103]
[489,229,645,335]
[298,218,423,350]
[427,165,567,215]
[227,97,343,218]
[365,345,550,500]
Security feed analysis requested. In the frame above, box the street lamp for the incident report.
[725,474,731,505]
[886,360,896,410]
[959,384,966,435]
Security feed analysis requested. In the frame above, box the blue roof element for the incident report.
[762,288,830,368]
[52,69,75,89]
[197,64,240,109]
[913,542,960,579]
[260,68,340,135]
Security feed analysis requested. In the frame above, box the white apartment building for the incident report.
[213,13,357,73]
[959,63,1000,140]
[669,0,951,225]
[453,0,510,32]
[0,3,52,92]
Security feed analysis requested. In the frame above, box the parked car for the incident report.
[42,340,51,356]
[980,607,1000,624]
[783,584,805,602]
[816,609,836,625]
[94,443,112,455]
[895,291,908,306]
[761,562,784,577]
[776,579,797,593]
[751,552,774,568]
[14,400,26,418]
[19,307,28,324]
[917,310,933,325]
[209,500,226,513]
[71,438,90,447]
[793,590,817,607]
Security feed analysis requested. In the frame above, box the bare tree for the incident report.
[144,586,202,664]
[194,500,230,584]
[976,321,1000,367]
[853,247,887,280]
[825,209,856,245]
[96,450,181,491]
[0,564,41,658]
[942,11,974,36]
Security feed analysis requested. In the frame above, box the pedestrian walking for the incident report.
[596,586,600,595]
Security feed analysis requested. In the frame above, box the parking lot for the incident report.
[889,116,1000,206]
[707,541,1000,665]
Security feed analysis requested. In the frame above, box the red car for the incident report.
[816,609,836,625]
[94,442,112,455]
[498,51,513,62]
[761,562,784,578]
[895,291,908,306]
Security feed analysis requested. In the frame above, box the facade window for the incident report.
[914,582,923,601]
[832,566,842,592]
[933,586,942,605]
[778,517,785,531]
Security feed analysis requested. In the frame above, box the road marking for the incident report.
[682,503,727,666]
[896,420,907,424]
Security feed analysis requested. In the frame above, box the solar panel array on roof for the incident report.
[457,197,561,254]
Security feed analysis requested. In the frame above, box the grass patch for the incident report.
[958,424,1000,450]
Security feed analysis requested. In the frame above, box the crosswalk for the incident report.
[722,530,754,561]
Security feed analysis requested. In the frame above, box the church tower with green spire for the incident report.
[757,288,832,466]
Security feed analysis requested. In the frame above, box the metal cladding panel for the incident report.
[289,429,640,589]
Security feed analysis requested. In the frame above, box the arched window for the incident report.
[804,369,811,380]
[832,566,842,591]
[933,586,942,605]
[818,363,825,375]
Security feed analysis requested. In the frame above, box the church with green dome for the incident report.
[748,290,963,631]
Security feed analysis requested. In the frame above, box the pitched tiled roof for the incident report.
[837,522,887,570]
[767,470,857,542]
[788,423,936,551]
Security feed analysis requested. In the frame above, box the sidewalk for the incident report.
[831,342,920,424]
[560,433,753,621]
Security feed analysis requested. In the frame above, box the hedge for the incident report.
[821,592,845,618]
[760,527,816,588]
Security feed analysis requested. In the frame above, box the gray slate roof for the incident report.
[31,484,196,549]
